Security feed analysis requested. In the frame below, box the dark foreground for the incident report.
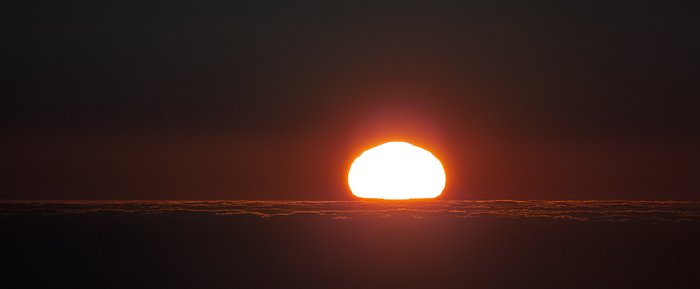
[1,200,699,289]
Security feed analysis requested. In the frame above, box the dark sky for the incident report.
[3,0,698,200]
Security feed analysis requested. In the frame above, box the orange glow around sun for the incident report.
[348,141,446,200]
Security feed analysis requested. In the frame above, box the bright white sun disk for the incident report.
[348,141,446,200]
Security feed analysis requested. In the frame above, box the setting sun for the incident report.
[348,141,446,200]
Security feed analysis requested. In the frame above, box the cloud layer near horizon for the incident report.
[1,200,699,222]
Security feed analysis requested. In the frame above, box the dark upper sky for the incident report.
[2,0,698,200]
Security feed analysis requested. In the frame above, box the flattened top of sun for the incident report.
[348,141,446,200]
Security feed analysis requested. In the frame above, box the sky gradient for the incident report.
[3,0,698,200]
